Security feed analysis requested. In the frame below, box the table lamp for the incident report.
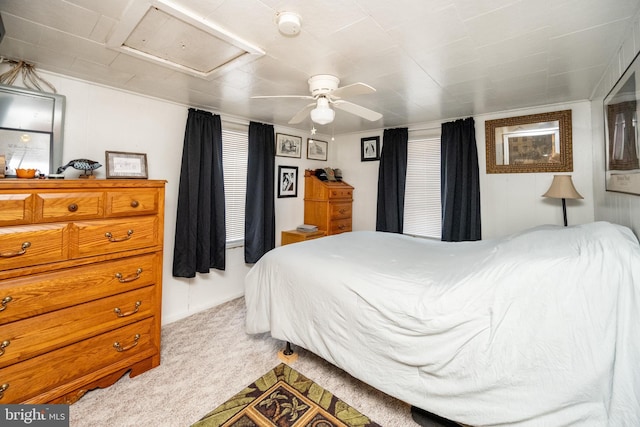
[542,175,583,226]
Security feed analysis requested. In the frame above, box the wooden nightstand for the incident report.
[281,229,326,245]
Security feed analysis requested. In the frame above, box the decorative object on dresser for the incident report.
[105,151,148,179]
[56,158,102,178]
[304,169,353,235]
[0,179,165,404]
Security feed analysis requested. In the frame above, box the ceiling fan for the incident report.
[251,74,383,125]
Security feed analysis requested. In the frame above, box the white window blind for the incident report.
[222,127,248,245]
[404,137,441,239]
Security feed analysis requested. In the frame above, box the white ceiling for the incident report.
[0,0,638,135]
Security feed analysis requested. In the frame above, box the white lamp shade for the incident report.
[542,175,583,199]
[310,97,335,125]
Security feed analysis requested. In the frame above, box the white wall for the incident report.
[334,101,595,239]
[5,68,597,326]
[591,11,640,238]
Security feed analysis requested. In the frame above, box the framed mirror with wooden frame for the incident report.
[485,110,573,174]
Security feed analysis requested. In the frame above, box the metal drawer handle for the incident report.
[338,224,346,230]
[114,268,143,283]
[130,200,139,208]
[0,242,31,258]
[114,301,142,318]
[0,383,8,400]
[338,208,347,214]
[105,230,133,242]
[113,334,140,352]
[0,297,12,312]
[68,203,78,212]
[0,340,10,357]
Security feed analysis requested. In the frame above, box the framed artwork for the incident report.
[276,133,302,158]
[361,136,380,161]
[105,151,148,179]
[277,165,298,198]
[485,110,573,174]
[604,50,640,195]
[307,139,328,161]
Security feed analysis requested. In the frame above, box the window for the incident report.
[222,127,248,246]
[403,137,441,239]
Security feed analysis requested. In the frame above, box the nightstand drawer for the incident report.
[330,202,351,219]
[328,188,353,199]
[281,230,326,245]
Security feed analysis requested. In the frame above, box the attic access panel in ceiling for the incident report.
[107,0,264,80]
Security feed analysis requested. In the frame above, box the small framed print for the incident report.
[307,139,328,161]
[276,133,302,158]
[105,151,148,179]
[278,165,298,198]
[361,136,380,161]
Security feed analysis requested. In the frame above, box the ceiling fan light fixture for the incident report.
[310,97,334,125]
[310,107,334,125]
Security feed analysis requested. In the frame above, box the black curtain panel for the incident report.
[245,121,276,263]
[441,117,481,242]
[376,127,408,233]
[173,109,226,277]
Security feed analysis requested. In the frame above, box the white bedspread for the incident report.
[244,222,640,426]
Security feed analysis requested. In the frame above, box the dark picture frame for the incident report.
[105,151,148,179]
[275,133,302,158]
[307,138,328,161]
[277,165,298,198]
[604,50,640,195]
[361,136,380,161]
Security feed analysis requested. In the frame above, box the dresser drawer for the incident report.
[328,188,353,199]
[329,202,352,220]
[0,317,156,403]
[0,224,68,270]
[71,216,159,258]
[34,192,103,222]
[0,193,33,226]
[329,219,351,234]
[0,286,155,368]
[106,189,159,217]
[0,253,158,325]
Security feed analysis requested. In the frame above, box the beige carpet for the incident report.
[69,297,433,426]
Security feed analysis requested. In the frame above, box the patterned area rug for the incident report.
[192,363,382,427]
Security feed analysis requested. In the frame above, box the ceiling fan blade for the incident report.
[330,82,376,99]
[251,95,314,100]
[288,103,316,124]
[333,100,382,121]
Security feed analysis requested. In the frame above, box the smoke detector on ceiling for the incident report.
[276,12,301,36]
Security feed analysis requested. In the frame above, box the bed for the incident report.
[244,221,640,426]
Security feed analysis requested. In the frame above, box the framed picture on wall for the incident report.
[275,133,302,158]
[361,136,380,161]
[307,139,328,161]
[278,165,298,198]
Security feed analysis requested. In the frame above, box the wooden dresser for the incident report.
[304,173,354,235]
[0,179,165,404]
